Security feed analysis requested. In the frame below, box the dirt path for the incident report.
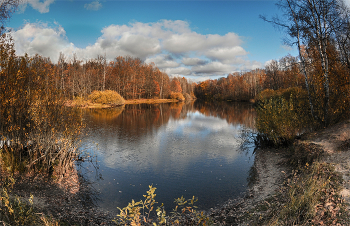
[210,119,350,225]
[303,119,350,208]
[250,149,289,203]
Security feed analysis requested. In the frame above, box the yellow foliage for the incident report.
[169,92,185,101]
[255,87,313,145]
[115,185,212,225]
[88,90,125,106]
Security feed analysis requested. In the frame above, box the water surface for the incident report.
[78,101,256,213]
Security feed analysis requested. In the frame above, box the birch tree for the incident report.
[262,0,349,125]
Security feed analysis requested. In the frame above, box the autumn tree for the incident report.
[170,77,182,93]
[262,0,350,125]
[0,34,82,178]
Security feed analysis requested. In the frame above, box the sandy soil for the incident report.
[209,148,290,225]
[210,119,350,225]
[305,119,350,209]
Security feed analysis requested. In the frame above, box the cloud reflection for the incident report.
[87,110,242,174]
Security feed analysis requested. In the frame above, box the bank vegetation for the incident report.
[0,0,350,224]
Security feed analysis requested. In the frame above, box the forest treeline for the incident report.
[2,39,196,105]
[194,55,304,102]
[195,0,350,128]
[56,54,196,101]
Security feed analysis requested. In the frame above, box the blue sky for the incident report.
[7,0,300,81]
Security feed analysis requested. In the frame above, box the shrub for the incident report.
[169,92,185,102]
[255,87,313,146]
[114,185,212,225]
[88,90,125,106]
[72,96,87,107]
[0,177,60,226]
[254,89,277,103]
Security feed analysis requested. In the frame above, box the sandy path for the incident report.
[307,119,350,208]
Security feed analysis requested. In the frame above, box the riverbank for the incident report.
[2,119,349,225]
[65,98,182,108]
[209,118,350,225]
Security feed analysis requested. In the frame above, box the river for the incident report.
[77,101,256,214]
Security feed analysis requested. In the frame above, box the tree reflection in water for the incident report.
[80,101,258,213]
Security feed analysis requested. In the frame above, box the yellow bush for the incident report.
[88,90,125,106]
[169,92,185,101]
[255,87,313,146]
[254,89,279,103]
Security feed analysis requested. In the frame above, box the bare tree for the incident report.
[0,0,21,34]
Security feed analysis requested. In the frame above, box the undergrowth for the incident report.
[114,185,213,226]
[246,142,349,226]
[0,176,60,226]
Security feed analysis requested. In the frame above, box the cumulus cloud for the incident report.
[192,62,234,75]
[10,19,262,78]
[84,0,102,11]
[182,57,207,66]
[11,22,75,62]
[21,0,55,13]
[145,54,180,69]
[205,46,247,63]
[164,67,192,77]
[94,111,242,171]
[163,32,242,54]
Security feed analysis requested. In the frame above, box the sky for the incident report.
[5,0,304,82]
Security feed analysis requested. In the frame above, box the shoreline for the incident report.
[3,118,350,225]
[208,118,350,225]
[64,98,183,108]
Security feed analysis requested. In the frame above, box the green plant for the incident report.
[115,185,213,226]
[170,195,211,225]
[115,185,159,226]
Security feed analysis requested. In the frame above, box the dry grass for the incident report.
[169,92,185,101]
[67,97,181,108]
[88,90,125,106]
[124,98,179,105]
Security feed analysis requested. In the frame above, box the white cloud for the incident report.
[145,55,180,69]
[23,0,55,13]
[11,22,75,62]
[264,59,274,67]
[165,67,192,77]
[243,60,263,71]
[281,44,293,52]
[205,46,247,64]
[163,32,242,54]
[91,111,242,171]
[11,20,263,78]
[344,0,350,7]
[192,62,234,75]
[84,0,102,11]
[182,57,207,66]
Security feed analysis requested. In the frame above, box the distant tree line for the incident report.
[196,0,350,126]
[55,54,196,101]
[194,54,307,102]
